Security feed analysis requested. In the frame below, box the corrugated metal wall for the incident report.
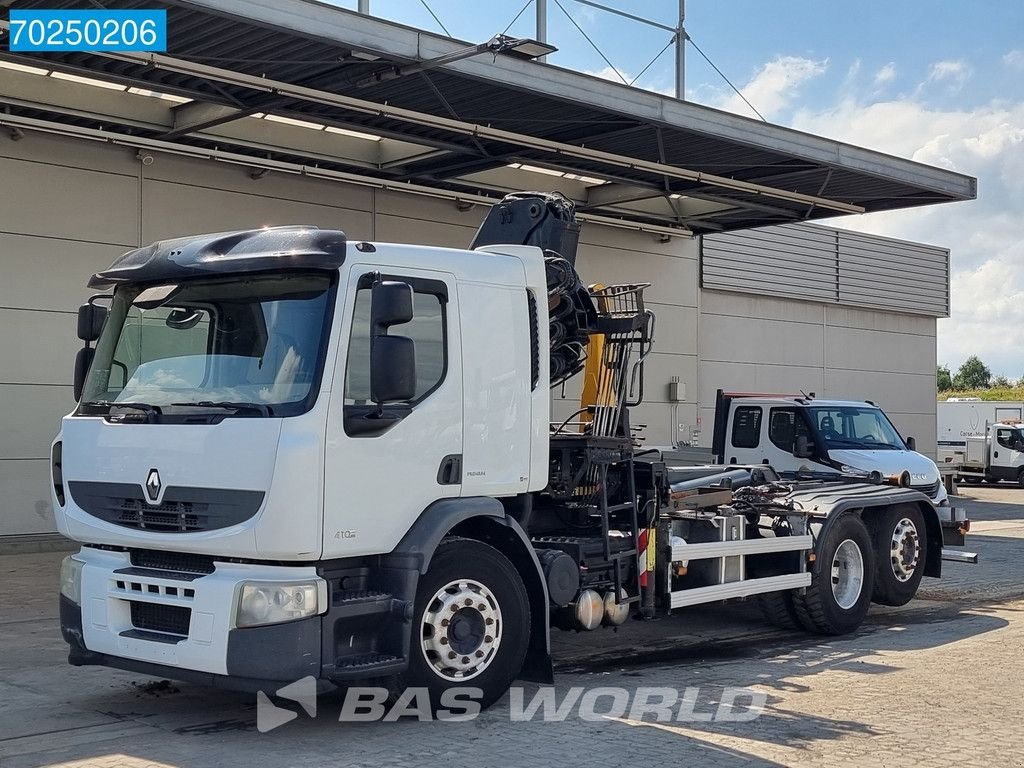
[702,223,949,317]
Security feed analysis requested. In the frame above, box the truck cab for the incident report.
[712,391,948,505]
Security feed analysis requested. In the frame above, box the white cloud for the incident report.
[791,97,1024,375]
[873,62,897,86]
[586,65,631,86]
[1004,50,1024,70]
[713,56,828,120]
[922,59,972,91]
[584,66,676,96]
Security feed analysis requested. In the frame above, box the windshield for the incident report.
[809,406,907,451]
[79,273,334,417]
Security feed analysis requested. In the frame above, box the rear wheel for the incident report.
[757,591,801,630]
[870,503,927,606]
[794,515,875,635]
[401,538,530,713]
[1017,469,1024,488]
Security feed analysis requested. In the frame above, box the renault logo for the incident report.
[145,468,162,502]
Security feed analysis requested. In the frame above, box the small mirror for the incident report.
[370,335,416,404]
[371,281,414,333]
[793,434,815,459]
[77,303,108,342]
[905,436,917,451]
[73,347,94,401]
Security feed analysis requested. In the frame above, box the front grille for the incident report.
[130,601,191,636]
[130,549,216,575]
[67,481,264,534]
[912,481,941,498]
[118,498,203,531]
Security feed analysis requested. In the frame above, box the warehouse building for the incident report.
[0,0,973,540]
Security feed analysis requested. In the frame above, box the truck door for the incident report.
[323,267,462,559]
[991,427,1024,480]
[763,407,826,473]
[723,404,764,464]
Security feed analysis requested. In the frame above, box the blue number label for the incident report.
[7,10,167,52]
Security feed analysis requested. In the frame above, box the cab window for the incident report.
[996,428,1020,450]
[769,408,811,452]
[731,406,762,449]
[344,283,446,406]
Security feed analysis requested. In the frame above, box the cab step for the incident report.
[329,652,406,680]
[332,589,395,617]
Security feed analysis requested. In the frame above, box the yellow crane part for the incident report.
[578,284,614,431]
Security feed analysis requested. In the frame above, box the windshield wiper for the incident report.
[84,401,163,422]
[169,401,274,417]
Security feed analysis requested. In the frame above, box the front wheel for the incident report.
[870,503,927,606]
[401,538,530,713]
[794,515,875,635]
[1017,469,1024,489]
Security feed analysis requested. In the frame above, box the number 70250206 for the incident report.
[7,9,166,53]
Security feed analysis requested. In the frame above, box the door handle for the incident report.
[437,454,462,485]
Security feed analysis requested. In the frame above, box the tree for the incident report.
[937,365,953,392]
[952,356,992,390]
[992,375,1012,388]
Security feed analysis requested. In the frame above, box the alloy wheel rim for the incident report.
[831,538,865,610]
[890,517,921,583]
[420,578,502,681]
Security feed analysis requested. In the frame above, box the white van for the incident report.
[711,391,948,506]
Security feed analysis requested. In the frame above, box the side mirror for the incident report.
[371,281,414,334]
[77,303,108,342]
[369,280,416,406]
[371,335,416,403]
[73,347,94,402]
[793,434,815,459]
[905,436,917,451]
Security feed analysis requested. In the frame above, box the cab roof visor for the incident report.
[88,226,347,288]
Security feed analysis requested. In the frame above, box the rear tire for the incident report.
[400,538,530,713]
[1017,469,1024,488]
[870,503,927,606]
[757,591,801,630]
[793,515,875,635]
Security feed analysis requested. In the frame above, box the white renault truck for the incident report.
[53,193,972,711]
[713,392,950,506]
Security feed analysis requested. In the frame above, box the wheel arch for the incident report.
[387,497,553,684]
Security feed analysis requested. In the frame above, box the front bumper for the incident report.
[62,595,324,693]
[62,547,322,689]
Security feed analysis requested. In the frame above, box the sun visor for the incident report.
[89,226,347,288]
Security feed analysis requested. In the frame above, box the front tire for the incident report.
[870,503,927,606]
[794,515,875,635]
[401,538,530,712]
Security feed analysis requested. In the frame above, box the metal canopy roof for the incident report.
[0,0,976,234]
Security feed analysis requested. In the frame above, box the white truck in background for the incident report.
[938,398,1024,464]
[941,421,1024,486]
[713,391,950,507]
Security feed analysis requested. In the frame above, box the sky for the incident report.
[329,1,1024,377]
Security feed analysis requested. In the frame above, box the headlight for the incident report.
[235,580,326,628]
[60,556,84,605]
